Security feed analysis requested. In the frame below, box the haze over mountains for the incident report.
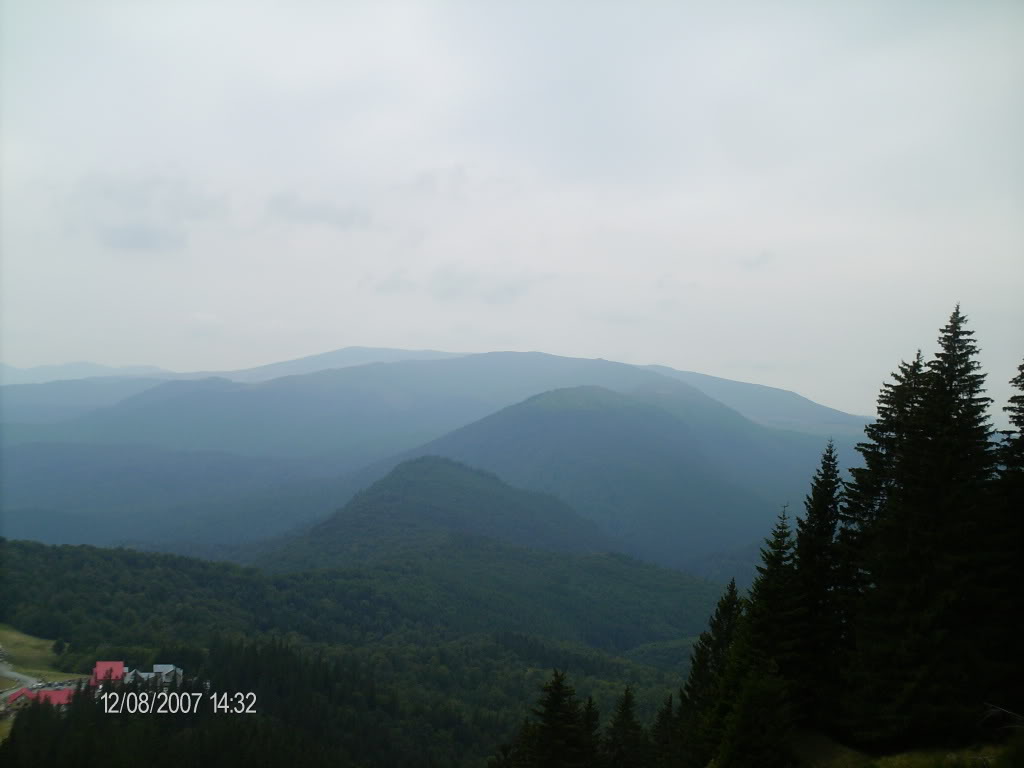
[0,361,170,386]
[1,345,867,583]
[0,347,462,387]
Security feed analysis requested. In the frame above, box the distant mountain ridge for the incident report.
[193,346,465,382]
[0,347,462,387]
[0,361,170,385]
[2,353,715,465]
[646,365,868,438]
[2,348,865,441]
[0,377,169,423]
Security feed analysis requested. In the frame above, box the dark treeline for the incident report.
[490,306,1024,766]
[1,637,482,767]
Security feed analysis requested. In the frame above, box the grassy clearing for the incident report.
[0,623,85,683]
[794,730,1008,768]
[0,715,13,743]
[794,730,873,768]
[870,743,1006,767]
[0,676,17,691]
[19,668,85,683]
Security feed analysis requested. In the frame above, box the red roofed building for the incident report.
[6,687,74,709]
[36,688,74,706]
[90,661,125,686]
[7,688,33,708]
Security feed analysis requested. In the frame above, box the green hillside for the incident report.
[0,533,720,764]
[2,533,719,661]
[259,456,615,567]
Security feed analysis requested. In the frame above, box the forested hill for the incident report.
[256,456,615,569]
[1,536,721,662]
[0,534,721,765]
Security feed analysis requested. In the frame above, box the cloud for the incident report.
[1,0,1021,421]
[265,194,371,231]
[99,224,185,251]
[737,251,778,272]
[63,173,225,253]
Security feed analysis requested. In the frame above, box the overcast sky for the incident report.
[2,0,1021,418]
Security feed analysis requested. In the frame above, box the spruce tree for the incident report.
[990,359,1024,712]
[580,696,602,768]
[650,694,677,768]
[601,686,649,768]
[530,669,585,768]
[715,662,796,768]
[849,306,998,746]
[746,506,802,678]
[686,514,799,766]
[681,579,741,716]
[837,351,928,626]
[677,579,743,768]
[793,440,843,724]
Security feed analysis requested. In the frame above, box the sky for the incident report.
[1,0,1022,419]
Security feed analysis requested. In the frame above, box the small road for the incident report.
[0,641,41,696]
[0,662,38,689]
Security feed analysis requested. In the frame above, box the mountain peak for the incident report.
[260,455,612,570]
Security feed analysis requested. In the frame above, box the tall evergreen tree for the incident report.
[836,352,928,628]
[793,440,843,723]
[715,662,796,768]
[990,359,1024,712]
[680,579,742,717]
[601,686,649,768]
[677,579,743,768]
[650,694,677,768]
[848,306,998,746]
[709,510,801,767]
[746,506,801,677]
[833,350,929,739]
[681,513,800,767]
[529,669,585,768]
[580,696,602,768]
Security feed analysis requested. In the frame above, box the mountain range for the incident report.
[1,346,867,582]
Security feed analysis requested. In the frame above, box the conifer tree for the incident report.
[848,306,999,745]
[715,662,796,768]
[681,579,741,716]
[682,514,800,766]
[990,359,1024,711]
[836,352,927,625]
[601,686,649,768]
[707,512,800,767]
[580,696,602,768]
[650,694,677,768]
[746,506,801,677]
[793,440,843,723]
[530,669,585,768]
[677,579,743,768]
